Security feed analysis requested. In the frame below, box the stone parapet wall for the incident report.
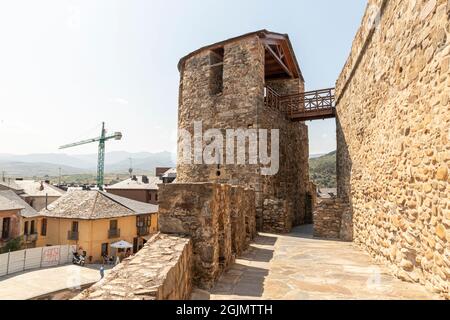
[158,183,256,289]
[75,234,192,300]
[262,198,291,233]
[313,198,351,240]
[336,0,449,297]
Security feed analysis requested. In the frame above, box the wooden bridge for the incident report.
[265,86,336,121]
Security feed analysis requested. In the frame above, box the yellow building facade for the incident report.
[36,214,158,263]
[37,190,159,263]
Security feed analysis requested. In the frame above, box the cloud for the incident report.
[109,97,130,105]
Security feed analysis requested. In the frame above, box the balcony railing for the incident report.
[137,227,150,237]
[264,86,336,121]
[108,228,121,239]
[67,231,79,241]
[24,233,38,242]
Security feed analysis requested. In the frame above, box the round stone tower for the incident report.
[176,30,310,232]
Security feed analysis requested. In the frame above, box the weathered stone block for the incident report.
[74,234,193,300]
[158,182,256,289]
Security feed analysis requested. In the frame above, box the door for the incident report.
[133,237,138,253]
[305,194,313,224]
[101,243,109,256]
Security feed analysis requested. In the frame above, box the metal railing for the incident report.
[0,244,77,277]
[24,233,38,242]
[137,227,149,237]
[108,229,120,239]
[67,231,79,241]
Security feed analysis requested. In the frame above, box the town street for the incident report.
[0,264,110,300]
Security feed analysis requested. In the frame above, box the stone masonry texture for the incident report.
[313,198,352,241]
[75,234,192,300]
[336,0,450,298]
[158,183,256,289]
[176,35,310,233]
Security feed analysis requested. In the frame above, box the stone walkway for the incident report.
[0,264,111,300]
[205,225,440,300]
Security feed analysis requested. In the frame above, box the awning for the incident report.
[110,240,133,249]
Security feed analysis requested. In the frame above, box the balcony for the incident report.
[265,86,336,122]
[67,231,79,241]
[137,227,149,237]
[24,233,38,242]
[108,228,121,239]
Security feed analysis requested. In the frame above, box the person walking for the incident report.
[99,265,105,279]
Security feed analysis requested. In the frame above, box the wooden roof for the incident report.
[178,29,304,81]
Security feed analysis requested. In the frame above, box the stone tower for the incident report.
[176,30,311,232]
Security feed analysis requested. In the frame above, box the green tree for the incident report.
[1,237,23,253]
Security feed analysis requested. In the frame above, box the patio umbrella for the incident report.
[110,240,133,249]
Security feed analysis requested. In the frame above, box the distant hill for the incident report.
[0,151,175,177]
[309,153,326,159]
[106,152,176,173]
[0,161,90,177]
[309,151,336,188]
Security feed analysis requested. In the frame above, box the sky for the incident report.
[0,0,367,156]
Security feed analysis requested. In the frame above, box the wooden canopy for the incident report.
[178,30,304,81]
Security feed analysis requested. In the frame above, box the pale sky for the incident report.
[0,0,367,156]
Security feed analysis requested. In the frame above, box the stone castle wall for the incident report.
[75,234,193,300]
[158,183,256,289]
[177,36,310,232]
[336,0,449,297]
[313,198,352,240]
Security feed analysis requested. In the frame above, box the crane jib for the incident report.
[57,122,122,189]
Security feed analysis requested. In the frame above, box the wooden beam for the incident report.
[264,44,293,78]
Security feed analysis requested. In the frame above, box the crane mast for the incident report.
[59,122,122,190]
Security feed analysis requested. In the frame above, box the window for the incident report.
[41,218,47,236]
[30,220,35,234]
[71,221,79,232]
[1,218,10,239]
[24,221,29,235]
[110,220,118,230]
[155,194,158,202]
[136,215,150,228]
[210,47,224,95]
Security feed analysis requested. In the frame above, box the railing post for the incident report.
[23,249,26,271]
[6,250,10,275]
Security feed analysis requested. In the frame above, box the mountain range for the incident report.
[0,150,331,178]
[0,151,176,177]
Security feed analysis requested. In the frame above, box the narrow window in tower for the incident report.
[209,47,224,95]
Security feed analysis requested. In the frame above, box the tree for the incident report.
[1,237,23,254]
